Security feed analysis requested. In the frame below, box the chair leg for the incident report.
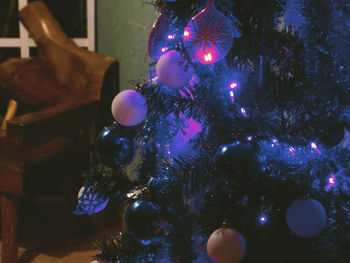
[1,194,19,263]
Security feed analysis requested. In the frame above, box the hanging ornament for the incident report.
[214,142,260,180]
[207,226,246,263]
[148,10,170,59]
[124,199,165,245]
[183,0,234,64]
[320,122,345,147]
[111,90,147,126]
[73,185,109,215]
[95,123,138,168]
[156,50,194,88]
[286,197,327,238]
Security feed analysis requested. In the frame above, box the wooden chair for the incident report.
[0,2,118,262]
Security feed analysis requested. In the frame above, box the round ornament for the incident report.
[148,11,170,59]
[73,185,109,215]
[207,227,246,263]
[95,123,138,168]
[320,122,345,147]
[156,50,194,88]
[111,90,147,126]
[183,0,234,64]
[286,197,327,237]
[214,142,260,179]
[124,200,164,245]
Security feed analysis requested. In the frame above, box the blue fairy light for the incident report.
[259,214,268,225]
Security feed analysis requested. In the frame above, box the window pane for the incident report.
[0,48,20,63]
[30,47,37,57]
[28,0,88,38]
[0,0,19,37]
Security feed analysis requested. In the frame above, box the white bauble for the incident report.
[156,50,194,88]
[111,90,147,126]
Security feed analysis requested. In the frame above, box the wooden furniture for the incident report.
[0,2,118,263]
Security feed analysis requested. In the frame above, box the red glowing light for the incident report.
[204,53,213,62]
[161,47,168,53]
[311,142,321,155]
[167,34,175,40]
[289,146,295,156]
[184,31,190,38]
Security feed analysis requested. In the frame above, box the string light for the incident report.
[229,82,238,89]
[259,214,268,225]
[184,30,190,37]
[311,142,321,154]
[167,34,175,40]
[327,174,335,190]
[247,136,253,141]
[204,53,213,62]
[230,91,235,102]
[161,47,168,53]
[289,146,295,156]
[241,108,247,117]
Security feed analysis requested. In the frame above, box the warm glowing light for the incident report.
[289,146,295,156]
[161,47,168,53]
[230,91,235,102]
[311,142,321,155]
[204,53,213,62]
[230,82,238,89]
[167,34,175,40]
[327,174,336,190]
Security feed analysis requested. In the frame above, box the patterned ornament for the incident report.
[207,227,246,263]
[124,200,166,245]
[148,10,170,59]
[111,90,147,126]
[286,197,327,237]
[156,50,194,88]
[73,185,109,215]
[183,0,234,64]
[95,123,138,168]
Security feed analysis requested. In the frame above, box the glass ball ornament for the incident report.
[123,199,164,245]
[207,227,246,263]
[214,142,260,180]
[156,50,194,88]
[95,123,138,168]
[111,89,147,126]
[286,197,327,237]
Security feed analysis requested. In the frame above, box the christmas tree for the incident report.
[75,0,350,262]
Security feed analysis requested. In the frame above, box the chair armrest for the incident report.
[6,97,99,149]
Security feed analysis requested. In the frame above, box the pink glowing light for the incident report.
[161,47,168,53]
[230,91,235,102]
[289,146,295,156]
[241,108,247,117]
[184,30,190,38]
[327,174,335,190]
[247,136,253,141]
[167,34,175,40]
[229,82,238,89]
[311,142,321,155]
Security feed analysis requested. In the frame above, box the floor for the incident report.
[0,194,123,263]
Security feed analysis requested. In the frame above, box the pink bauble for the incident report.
[207,227,246,263]
[111,90,147,126]
[156,50,194,88]
[183,0,233,64]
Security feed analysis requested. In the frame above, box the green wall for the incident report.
[97,0,159,91]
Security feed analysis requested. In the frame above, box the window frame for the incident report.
[0,0,95,57]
